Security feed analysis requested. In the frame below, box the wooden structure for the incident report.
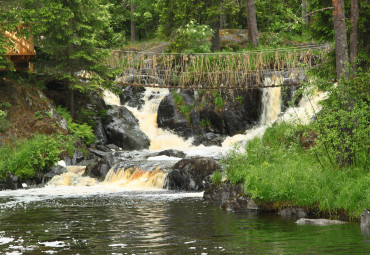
[106,44,330,90]
[3,25,36,69]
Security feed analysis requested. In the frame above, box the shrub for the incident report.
[214,92,223,109]
[222,122,369,219]
[211,171,223,185]
[56,106,96,145]
[168,20,214,54]
[0,135,74,180]
[0,110,11,133]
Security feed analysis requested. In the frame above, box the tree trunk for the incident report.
[70,88,75,121]
[131,3,136,43]
[332,0,348,79]
[211,22,220,52]
[350,0,358,72]
[246,0,259,47]
[302,0,308,25]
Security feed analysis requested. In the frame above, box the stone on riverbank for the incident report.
[295,218,346,225]
[166,157,220,191]
[204,182,259,211]
[360,209,370,232]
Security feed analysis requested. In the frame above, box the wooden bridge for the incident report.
[106,44,330,90]
[3,25,36,68]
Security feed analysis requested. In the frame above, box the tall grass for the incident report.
[222,122,370,219]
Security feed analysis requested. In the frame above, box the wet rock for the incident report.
[106,144,121,151]
[166,157,220,191]
[278,208,307,218]
[204,182,259,211]
[119,86,146,110]
[88,149,107,158]
[157,93,194,138]
[295,218,346,225]
[72,149,86,165]
[96,145,112,153]
[361,209,370,230]
[44,165,68,182]
[103,106,150,150]
[5,172,22,190]
[154,149,186,158]
[94,118,108,145]
[192,133,225,147]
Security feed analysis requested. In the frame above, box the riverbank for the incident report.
[209,122,369,220]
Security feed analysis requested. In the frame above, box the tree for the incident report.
[349,0,358,72]
[156,0,238,51]
[246,0,259,46]
[21,0,113,118]
[332,0,348,79]
[131,3,136,43]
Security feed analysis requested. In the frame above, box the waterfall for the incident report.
[104,167,167,190]
[125,88,194,151]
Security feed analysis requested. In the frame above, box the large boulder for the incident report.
[103,106,150,150]
[119,86,146,110]
[157,89,263,143]
[166,157,220,191]
[361,209,370,233]
[5,172,22,190]
[204,182,259,211]
[157,92,194,139]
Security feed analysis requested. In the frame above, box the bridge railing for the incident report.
[106,44,330,90]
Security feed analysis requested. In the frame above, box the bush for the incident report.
[0,135,75,180]
[309,69,369,168]
[0,110,11,133]
[168,20,214,54]
[222,122,369,219]
[56,106,96,145]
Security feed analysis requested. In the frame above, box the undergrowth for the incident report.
[221,122,370,219]
[0,135,75,180]
[56,106,96,145]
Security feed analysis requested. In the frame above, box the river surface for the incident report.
[0,188,368,254]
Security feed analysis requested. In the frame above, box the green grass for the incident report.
[0,135,75,180]
[222,122,370,219]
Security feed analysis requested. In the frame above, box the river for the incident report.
[0,189,368,254]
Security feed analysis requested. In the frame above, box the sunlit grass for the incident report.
[222,122,370,219]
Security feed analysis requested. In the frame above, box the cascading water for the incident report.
[46,79,325,189]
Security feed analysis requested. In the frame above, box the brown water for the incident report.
[0,189,368,254]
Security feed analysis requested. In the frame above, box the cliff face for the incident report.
[0,79,67,145]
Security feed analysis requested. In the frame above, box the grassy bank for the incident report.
[0,135,75,180]
[219,122,369,219]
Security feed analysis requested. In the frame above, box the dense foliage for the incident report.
[56,106,96,145]
[0,135,74,180]
[221,122,369,218]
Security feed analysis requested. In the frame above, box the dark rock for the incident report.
[361,209,370,230]
[204,182,259,211]
[119,86,146,109]
[166,157,220,191]
[155,149,186,158]
[157,93,194,138]
[103,106,150,150]
[96,145,112,153]
[278,208,307,218]
[281,85,301,112]
[192,133,225,147]
[80,158,109,180]
[94,118,108,145]
[88,149,107,158]
[106,144,121,151]
[72,149,86,165]
[5,172,22,190]
[44,165,67,182]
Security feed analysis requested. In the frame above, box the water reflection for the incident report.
[0,191,368,254]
